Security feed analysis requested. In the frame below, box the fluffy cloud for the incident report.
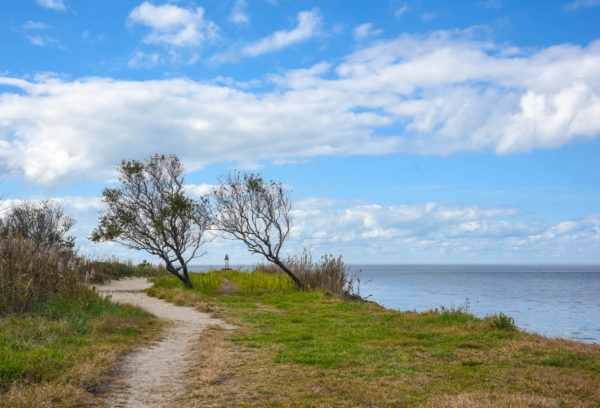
[184,184,217,197]
[394,4,409,18]
[1,30,600,184]
[36,0,66,11]
[289,199,600,263]
[0,76,390,184]
[22,21,51,30]
[3,196,594,264]
[354,23,382,41]
[229,0,249,24]
[213,9,321,62]
[128,2,219,47]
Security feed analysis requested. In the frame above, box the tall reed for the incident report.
[0,237,88,314]
[254,249,361,299]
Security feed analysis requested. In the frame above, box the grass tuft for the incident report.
[487,312,518,331]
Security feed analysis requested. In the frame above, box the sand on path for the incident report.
[95,278,235,408]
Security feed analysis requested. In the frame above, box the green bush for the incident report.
[487,312,518,331]
[88,259,167,282]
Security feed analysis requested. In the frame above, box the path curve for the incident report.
[96,278,235,408]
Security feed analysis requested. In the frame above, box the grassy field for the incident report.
[148,270,600,408]
[0,289,162,408]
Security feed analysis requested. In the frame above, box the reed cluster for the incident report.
[254,249,361,298]
[0,236,88,314]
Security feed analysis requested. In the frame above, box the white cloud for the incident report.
[354,23,382,41]
[26,35,59,47]
[184,184,217,197]
[128,51,162,68]
[36,0,66,11]
[127,2,219,47]
[230,0,249,24]
[564,0,600,11]
[4,195,596,264]
[1,30,600,184]
[421,12,436,22]
[81,30,105,44]
[22,21,50,30]
[213,8,321,62]
[289,200,600,263]
[395,4,409,18]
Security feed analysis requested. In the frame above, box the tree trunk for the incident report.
[165,261,194,289]
[273,258,304,289]
[181,264,193,289]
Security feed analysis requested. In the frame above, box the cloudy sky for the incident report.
[1,0,599,265]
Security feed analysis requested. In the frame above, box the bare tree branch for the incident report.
[213,171,303,288]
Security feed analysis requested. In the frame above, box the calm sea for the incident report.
[191,264,600,343]
[351,265,600,343]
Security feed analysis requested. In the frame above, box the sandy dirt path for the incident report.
[96,278,235,408]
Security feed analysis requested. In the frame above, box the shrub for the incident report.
[487,312,518,331]
[1,200,75,252]
[254,249,361,299]
[88,259,167,283]
[0,237,88,314]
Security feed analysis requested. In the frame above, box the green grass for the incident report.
[223,270,297,294]
[149,269,600,407]
[152,271,224,293]
[89,260,168,282]
[0,289,161,407]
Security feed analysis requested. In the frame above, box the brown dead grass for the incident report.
[0,306,163,408]
[426,392,564,408]
[1,347,125,408]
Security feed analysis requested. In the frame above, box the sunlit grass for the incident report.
[223,270,296,294]
[152,271,224,293]
[149,269,600,407]
[0,290,161,408]
[152,269,296,296]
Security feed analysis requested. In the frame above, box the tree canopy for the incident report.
[214,171,302,288]
[1,200,75,251]
[91,154,212,288]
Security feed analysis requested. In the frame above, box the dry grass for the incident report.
[254,249,359,298]
[0,237,88,313]
[0,291,163,408]
[171,327,420,408]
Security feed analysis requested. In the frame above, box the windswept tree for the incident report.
[1,200,75,251]
[214,171,303,288]
[91,154,212,288]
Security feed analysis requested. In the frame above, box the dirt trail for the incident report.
[96,278,235,408]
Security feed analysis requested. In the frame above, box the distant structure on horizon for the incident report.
[222,254,231,271]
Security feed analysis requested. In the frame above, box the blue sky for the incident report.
[1,0,599,264]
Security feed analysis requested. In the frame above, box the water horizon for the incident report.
[189,263,600,343]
